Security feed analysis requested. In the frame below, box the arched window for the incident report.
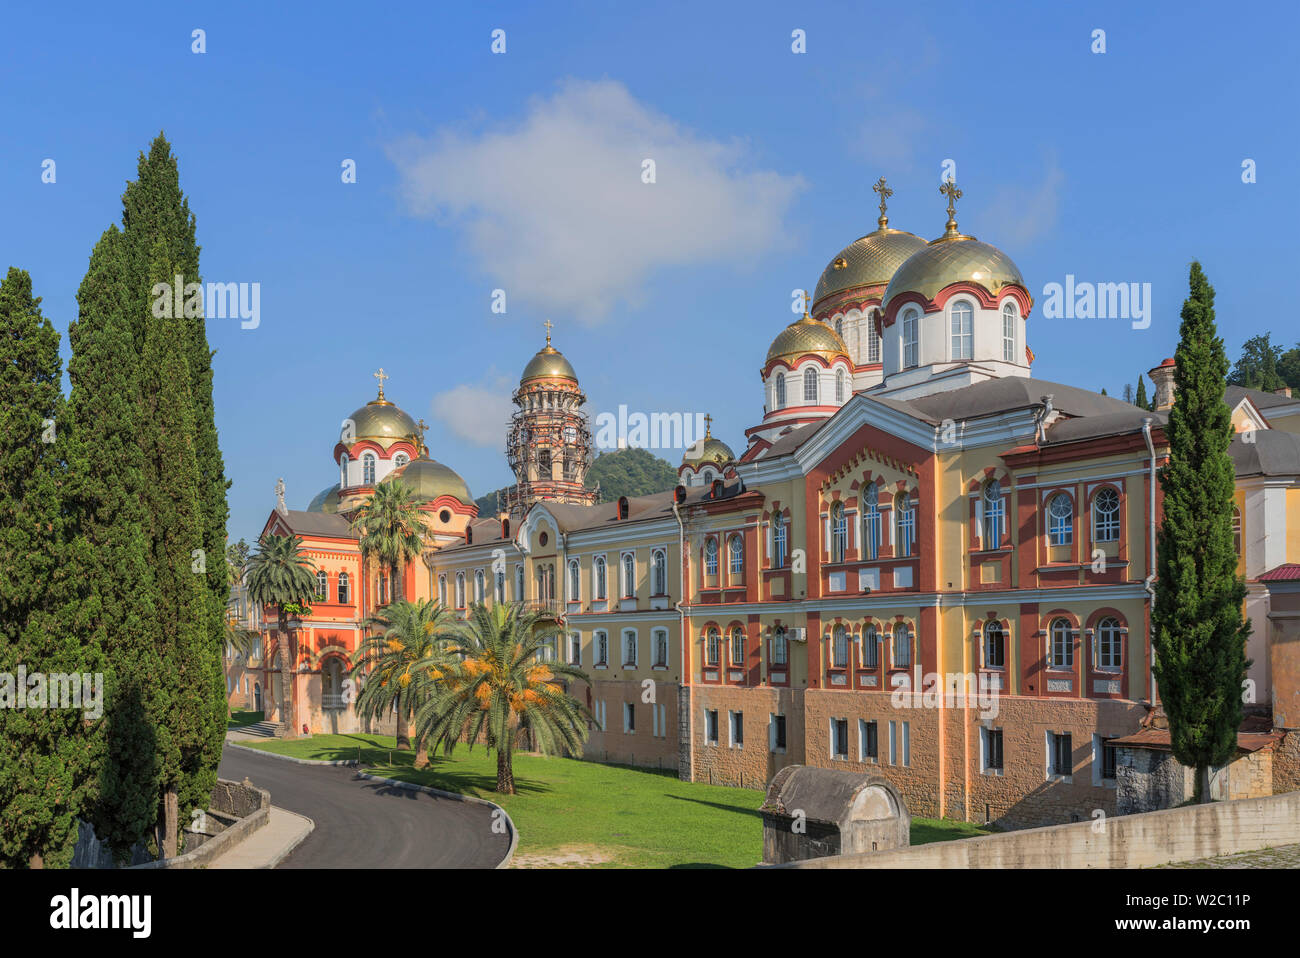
[775,372,786,410]
[1048,493,1073,546]
[1093,487,1120,542]
[896,493,915,558]
[593,555,607,599]
[830,501,847,563]
[1049,618,1074,669]
[393,453,409,469]
[984,621,1005,669]
[378,572,389,605]
[861,625,879,668]
[1096,616,1123,670]
[834,316,843,339]
[863,484,880,560]
[514,564,524,600]
[568,559,581,601]
[315,570,328,601]
[706,628,721,666]
[892,623,912,668]
[362,453,376,485]
[902,308,919,368]
[652,549,667,595]
[835,368,846,404]
[731,626,745,667]
[867,310,881,363]
[803,366,818,403]
[622,553,635,597]
[773,512,788,568]
[455,572,465,608]
[728,534,744,578]
[832,624,848,668]
[337,571,350,605]
[772,627,788,666]
[983,479,1003,547]
[474,569,485,602]
[1002,301,1017,362]
[704,537,718,576]
[1232,506,1242,557]
[494,569,505,603]
[437,574,446,607]
[950,300,973,360]
[340,453,349,488]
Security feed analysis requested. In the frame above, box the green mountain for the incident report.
[472,447,679,515]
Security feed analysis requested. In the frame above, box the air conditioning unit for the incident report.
[788,627,807,643]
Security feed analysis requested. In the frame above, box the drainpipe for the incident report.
[1142,418,1157,704]
[672,497,693,782]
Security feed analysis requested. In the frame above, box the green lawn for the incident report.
[242,733,990,867]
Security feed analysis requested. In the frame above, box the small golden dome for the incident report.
[813,228,928,306]
[307,483,341,514]
[880,235,1024,314]
[766,313,850,366]
[384,456,474,507]
[682,416,735,468]
[520,345,578,383]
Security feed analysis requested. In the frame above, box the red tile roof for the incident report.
[1258,564,1300,582]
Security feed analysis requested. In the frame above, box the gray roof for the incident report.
[1044,409,1167,446]
[761,765,904,825]
[1225,384,1297,412]
[865,376,1143,426]
[1231,429,1300,478]
[276,509,355,538]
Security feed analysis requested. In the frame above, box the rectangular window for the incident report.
[983,728,1004,773]
[622,630,637,667]
[950,305,973,359]
[653,629,668,667]
[624,703,635,734]
[770,713,787,752]
[859,719,878,761]
[831,718,849,759]
[569,632,581,665]
[705,709,719,745]
[1050,732,1073,777]
[902,721,910,767]
[729,710,743,748]
[1100,737,1117,781]
[1003,310,1015,362]
[868,319,881,363]
[897,500,915,557]
[594,631,608,667]
[888,721,897,765]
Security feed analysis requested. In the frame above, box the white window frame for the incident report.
[950,299,973,360]
[902,308,919,369]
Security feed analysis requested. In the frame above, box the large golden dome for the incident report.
[384,456,474,507]
[766,314,850,366]
[881,221,1024,315]
[813,228,928,306]
[307,483,341,514]
[341,400,420,449]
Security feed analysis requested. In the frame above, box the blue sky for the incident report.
[1,1,1294,545]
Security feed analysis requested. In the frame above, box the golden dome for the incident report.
[880,235,1024,314]
[766,314,850,366]
[307,483,341,514]
[813,228,928,306]
[342,400,420,449]
[682,416,734,468]
[520,345,578,383]
[384,456,474,507]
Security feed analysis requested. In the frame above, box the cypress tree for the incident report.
[0,268,100,868]
[1151,261,1251,803]
[67,227,161,860]
[1135,374,1150,411]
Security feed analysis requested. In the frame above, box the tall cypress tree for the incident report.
[1152,261,1251,803]
[117,135,229,844]
[0,268,100,868]
[1135,374,1150,411]
[67,227,162,860]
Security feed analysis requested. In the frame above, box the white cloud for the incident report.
[387,79,805,322]
[980,158,1065,246]
[430,375,514,448]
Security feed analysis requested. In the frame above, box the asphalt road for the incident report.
[218,745,510,868]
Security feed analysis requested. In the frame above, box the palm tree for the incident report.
[351,480,425,607]
[413,602,593,794]
[245,533,318,738]
[351,599,456,765]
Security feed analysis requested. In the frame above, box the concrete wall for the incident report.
[775,789,1300,868]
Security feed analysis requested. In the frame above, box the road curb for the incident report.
[354,772,519,869]
[226,741,359,766]
[263,809,316,869]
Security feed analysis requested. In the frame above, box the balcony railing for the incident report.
[322,693,346,710]
[522,599,564,618]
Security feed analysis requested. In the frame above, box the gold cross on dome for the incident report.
[704,413,713,438]
[543,319,554,347]
[801,290,812,317]
[415,417,429,455]
[373,367,388,400]
[873,177,893,228]
[940,178,963,233]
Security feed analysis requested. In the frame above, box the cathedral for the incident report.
[232,180,1300,828]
